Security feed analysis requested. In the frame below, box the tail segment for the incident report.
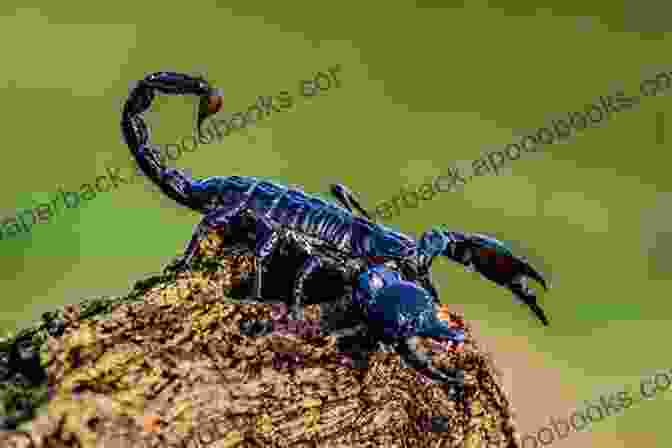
[120,72,223,210]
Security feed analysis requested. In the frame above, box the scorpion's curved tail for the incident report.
[121,72,223,211]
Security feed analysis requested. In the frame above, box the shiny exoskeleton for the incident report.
[121,71,551,392]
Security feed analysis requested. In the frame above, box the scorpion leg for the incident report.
[330,183,374,221]
[291,255,322,320]
[284,230,343,320]
[508,274,549,326]
[397,336,464,398]
[253,216,282,300]
[331,326,373,370]
[328,323,367,338]
[166,206,243,273]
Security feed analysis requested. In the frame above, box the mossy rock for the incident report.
[2,231,522,447]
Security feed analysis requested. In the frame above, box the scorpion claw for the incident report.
[508,276,550,325]
[522,260,549,291]
[464,234,550,324]
[420,229,552,325]
[528,299,549,326]
[508,258,550,325]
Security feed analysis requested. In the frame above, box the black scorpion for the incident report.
[121,71,551,393]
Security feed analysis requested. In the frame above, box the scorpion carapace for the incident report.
[121,71,551,391]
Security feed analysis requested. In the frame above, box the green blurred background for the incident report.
[0,1,669,446]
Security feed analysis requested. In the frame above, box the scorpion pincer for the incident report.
[121,71,551,393]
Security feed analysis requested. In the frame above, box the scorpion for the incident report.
[121,71,551,394]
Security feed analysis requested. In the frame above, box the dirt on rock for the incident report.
[4,231,523,447]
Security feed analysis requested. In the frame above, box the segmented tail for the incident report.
[120,72,223,210]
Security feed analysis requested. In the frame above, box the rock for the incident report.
[3,230,522,447]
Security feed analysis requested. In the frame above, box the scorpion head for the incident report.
[336,264,466,392]
[354,264,464,342]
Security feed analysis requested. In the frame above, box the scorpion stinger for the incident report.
[417,228,551,326]
[197,88,224,133]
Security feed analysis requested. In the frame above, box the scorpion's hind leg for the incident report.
[330,184,374,221]
[252,216,283,300]
[170,211,283,298]
[165,206,241,274]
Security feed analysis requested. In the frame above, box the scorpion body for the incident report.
[121,71,551,393]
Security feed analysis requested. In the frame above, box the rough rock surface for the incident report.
[2,231,522,447]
